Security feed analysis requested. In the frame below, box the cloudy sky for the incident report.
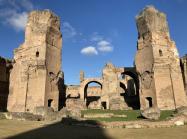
[0,0,187,84]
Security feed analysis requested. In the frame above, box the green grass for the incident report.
[82,109,139,115]
[86,117,137,122]
[82,109,141,122]
[160,110,175,120]
[81,109,174,122]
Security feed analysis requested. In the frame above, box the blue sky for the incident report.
[0,0,187,85]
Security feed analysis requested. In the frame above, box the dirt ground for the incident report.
[0,119,187,139]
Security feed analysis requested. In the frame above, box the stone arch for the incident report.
[121,70,139,96]
[120,70,140,109]
[119,81,128,93]
[80,78,103,100]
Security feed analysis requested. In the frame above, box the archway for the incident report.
[84,81,102,108]
[121,71,139,95]
[120,70,140,109]
[0,58,10,111]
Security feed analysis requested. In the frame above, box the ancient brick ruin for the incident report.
[101,64,139,110]
[0,6,187,114]
[65,63,139,110]
[135,6,187,110]
[7,10,63,113]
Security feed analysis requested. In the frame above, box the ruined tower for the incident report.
[7,10,63,112]
[135,6,187,110]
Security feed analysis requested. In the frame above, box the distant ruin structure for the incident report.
[7,10,63,113]
[135,6,187,110]
[101,63,126,110]
[65,63,139,110]
[0,6,187,113]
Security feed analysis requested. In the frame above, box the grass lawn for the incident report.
[81,109,174,122]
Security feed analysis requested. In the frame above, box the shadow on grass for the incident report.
[6,117,113,139]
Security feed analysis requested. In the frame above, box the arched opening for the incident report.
[36,51,39,57]
[101,101,107,109]
[159,49,163,57]
[120,71,140,109]
[0,58,11,111]
[84,81,102,109]
[48,99,53,107]
[180,60,186,89]
[146,97,153,108]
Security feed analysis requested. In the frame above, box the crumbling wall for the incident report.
[101,63,126,110]
[86,86,101,109]
[80,71,84,83]
[87,86,101,96]
[135,6,187,110]
[7,10,63,113]
[0,57,12,111]
[66,85,80,98]
[65,64,139,110]
[66,85,102,109]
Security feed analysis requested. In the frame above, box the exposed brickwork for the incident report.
[135,6,187,110]
[7,10,63,113]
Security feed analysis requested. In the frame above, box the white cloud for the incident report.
[97,40,113,52]
[62,22,77,38]
[81,46,98,56]
[0,0,34,31]
[7,12,28,31]
[81,33,114,56]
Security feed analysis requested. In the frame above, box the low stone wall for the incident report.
[3,112,44,121]
[102,115,187,128]
[61,114,187,129]
[1,107,82,122]
[1,107,187,129]
[66,99,86,110]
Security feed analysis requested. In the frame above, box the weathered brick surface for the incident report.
[7,10,63,113]
[135,6,187,110]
